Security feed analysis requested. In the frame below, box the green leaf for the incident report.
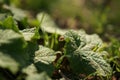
[22,64,37,75]
[0,29,28,73]
[20,27,40,41]
[32,27,40,41]
[24,45,55,76]
[72,50,112,76]
[10,7,27,21]
[34,45,56,64]
[64,30,103,54]
[23,64,52,80]
[63,30,112,76]
[26,72,52,80]
[20,28,36,41]
[23,41,55,77]
[0,52,19,73]
[10,6,28,29]
[34,45,56,76]
[0,14,7,21]
[37,12,67,35]
[34,62,54,76]
[25,42,39,64]
[0,16,19,32]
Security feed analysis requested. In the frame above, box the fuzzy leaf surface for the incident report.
[34,45,56,76]
[63,30,112,76]
[34,45,56,64]
[20,28,36,41]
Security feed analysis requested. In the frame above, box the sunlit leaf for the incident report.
[20,28,36,41]
[37,13,67,35]
[34,45,56,64]
[34,45,56,76]
[63,30,112,76]
[26,71,51,80]
[23,64,52,80]
[0,29,28,73]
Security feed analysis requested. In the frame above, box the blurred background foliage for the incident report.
[0,0,120,79]
[8,0,120,41]
[0,0,120,41]
[0,0,119,48]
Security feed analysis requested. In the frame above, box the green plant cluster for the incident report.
[0,0,120,80]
